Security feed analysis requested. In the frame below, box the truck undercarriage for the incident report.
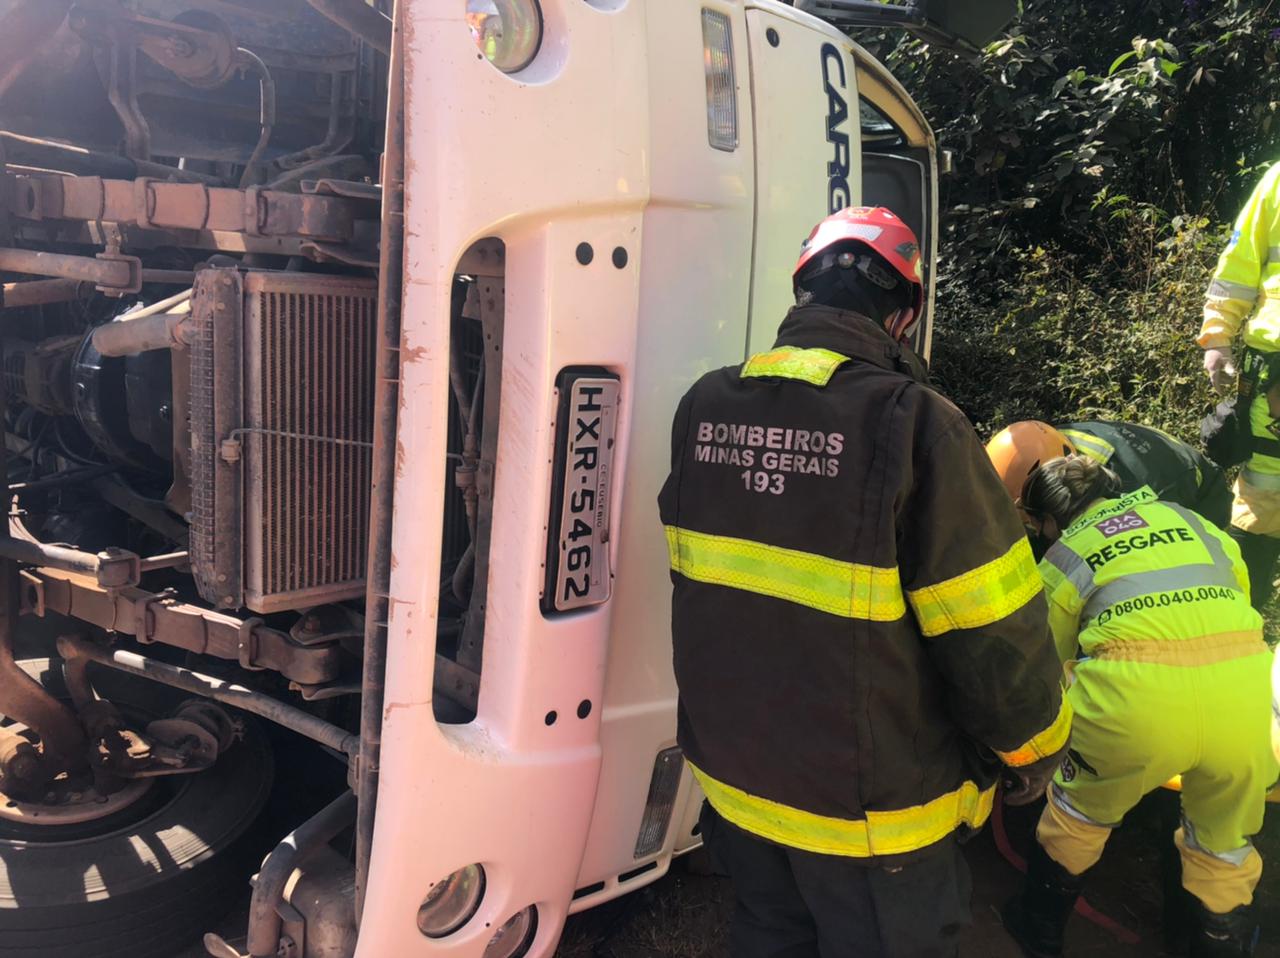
[0,3,494,954]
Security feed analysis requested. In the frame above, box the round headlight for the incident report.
[417,864,486,938]
[465,0,543,74]
[483,905,538,958]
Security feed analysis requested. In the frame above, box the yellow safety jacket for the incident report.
[1199,161,1280,353]
[1038,486,1261,666]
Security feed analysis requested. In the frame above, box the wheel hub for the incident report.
[0,775,154,825]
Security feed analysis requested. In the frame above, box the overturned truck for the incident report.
[0,2,393,955]
[0,1,1012,956]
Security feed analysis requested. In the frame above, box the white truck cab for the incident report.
[0,2,1012,956]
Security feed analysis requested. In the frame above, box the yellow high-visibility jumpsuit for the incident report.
[1199,161,1280,537]
[1036,487,1277,914]
[1272,644,1280,764]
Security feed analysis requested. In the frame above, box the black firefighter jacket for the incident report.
[658,305,1070,862]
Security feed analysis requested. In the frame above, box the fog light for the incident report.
[466,0,543,74]
[634,746,684,858]
[417,864,485,938]
[483,905,538,958]
[701,9,739,151]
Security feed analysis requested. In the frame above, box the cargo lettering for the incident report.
[1083,527,1196,571]
[821,42,852,213]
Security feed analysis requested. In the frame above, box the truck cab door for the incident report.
[852,50,939,361]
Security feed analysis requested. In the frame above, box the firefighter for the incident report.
[658,207,1071,957]
[986,420,1232,544]
[1003,455,1275,958]
[1199,160,1280,607]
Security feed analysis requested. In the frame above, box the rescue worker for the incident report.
[659,206,1071,957]
[1273,644,1280,765]
[1003,455,1275,958]
[986,420,1232,542]
[1199,160,1280,607]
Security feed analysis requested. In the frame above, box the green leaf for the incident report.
[1108,51,1137,75]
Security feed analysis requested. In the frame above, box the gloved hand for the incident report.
[1002,748,1068,806]
[1203,347,1237,390]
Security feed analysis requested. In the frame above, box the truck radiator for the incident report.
[189,268,378,614]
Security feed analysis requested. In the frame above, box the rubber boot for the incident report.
[1001,844,1086,958]
[1190,902,1258,958]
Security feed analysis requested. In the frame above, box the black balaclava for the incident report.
[793,242,912,325]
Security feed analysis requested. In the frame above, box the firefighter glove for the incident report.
[1002,748,1068,807]
[1204,347,1237,390]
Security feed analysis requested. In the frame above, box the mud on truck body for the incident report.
[0,1,1010,956]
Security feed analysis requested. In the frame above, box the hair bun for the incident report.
[1022,454,1123,528]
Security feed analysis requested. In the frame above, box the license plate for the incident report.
[545,372,620,613]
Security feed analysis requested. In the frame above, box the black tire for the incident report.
[0,658,274,958]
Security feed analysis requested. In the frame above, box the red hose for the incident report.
[992,788,1142,946]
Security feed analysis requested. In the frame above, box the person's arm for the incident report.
[1037,557,1085,664]
[657,388,695,529]
[897,407,1071,784]
[1215,522,1253,602]
[1200,163,1280,350]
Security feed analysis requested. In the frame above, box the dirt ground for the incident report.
[556,793,1280,958]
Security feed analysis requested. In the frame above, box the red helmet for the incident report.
[793,206,925,341]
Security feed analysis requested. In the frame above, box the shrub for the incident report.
[930,208,1225,444]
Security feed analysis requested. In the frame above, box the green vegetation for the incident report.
[864,0,1280,441]
[930,214,1221,439]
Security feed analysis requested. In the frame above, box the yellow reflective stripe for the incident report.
[906,537,1041,638]
[1242,467,1280,491]
[1207,278,1260,303]
[665,526,905,620]
[996,695,1073,767]
[740,347,850,386]
[1061,429,1114,465]
[690,763,995,857]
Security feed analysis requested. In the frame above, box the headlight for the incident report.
[483,905,538,958]
[417,864,486,938]
[466,0,543,74]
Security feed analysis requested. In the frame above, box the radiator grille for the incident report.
[189,285,217,590]
[242,272,377,613]
[189,268,243,609]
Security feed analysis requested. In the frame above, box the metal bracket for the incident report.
[96,547,141,589]
[94,250,143,296]
[237,616,265,671]
[19,570,43,617]
[132,590,173,644]
[242,186,266,236]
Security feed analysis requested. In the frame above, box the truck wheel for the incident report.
[0,658,274,958]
